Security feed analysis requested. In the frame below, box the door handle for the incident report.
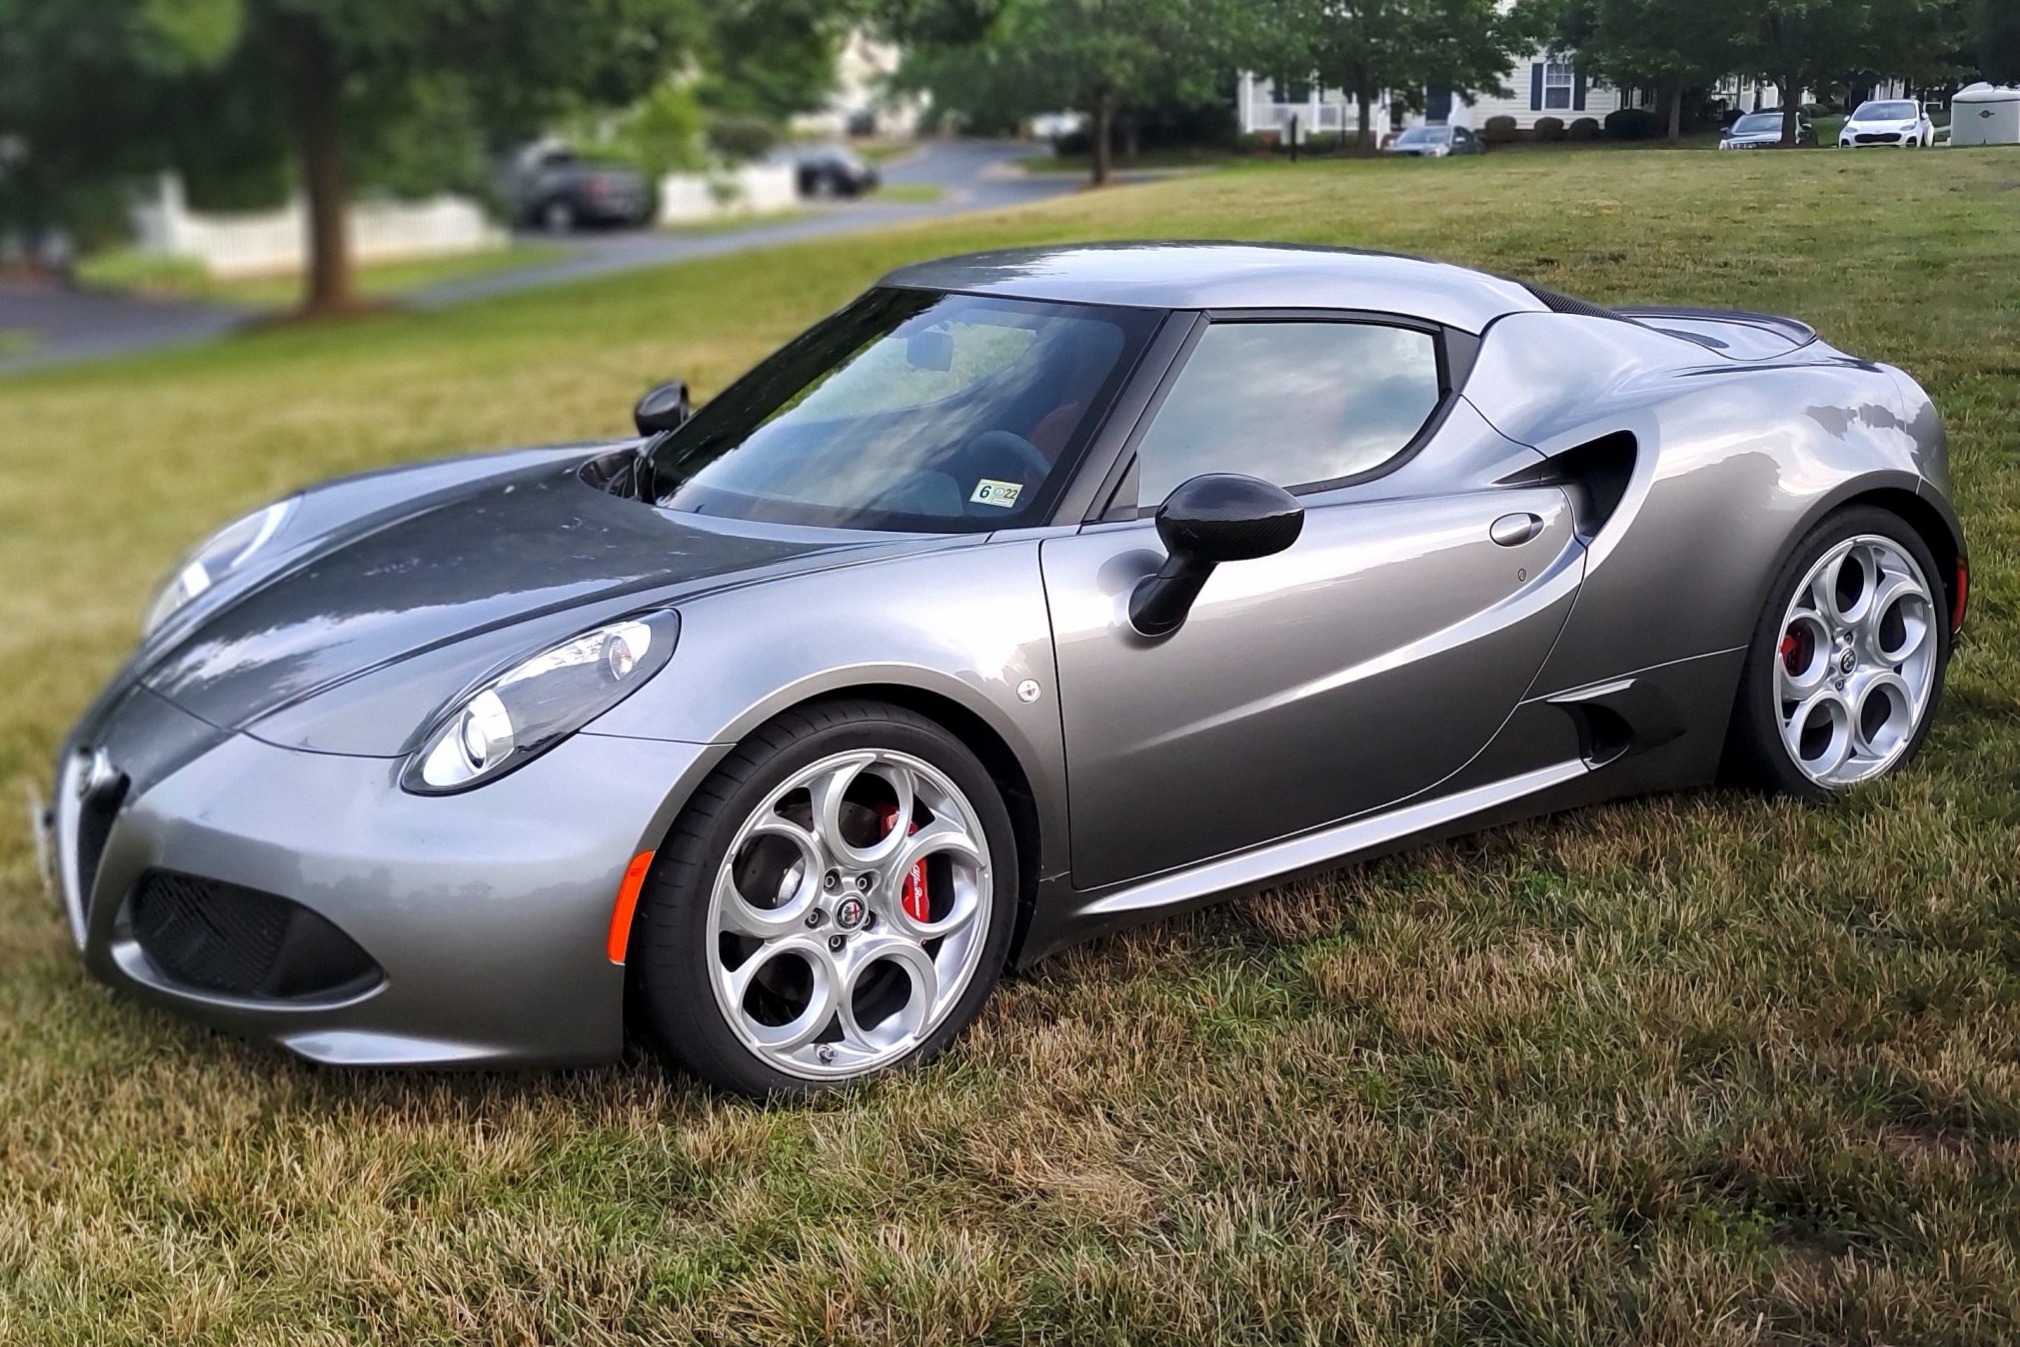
[1490,512,1544,547]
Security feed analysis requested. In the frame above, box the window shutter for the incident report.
[1530,63,1545,112]
[1573,71,1588,112]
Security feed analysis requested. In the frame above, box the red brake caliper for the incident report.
[877,804,932,923]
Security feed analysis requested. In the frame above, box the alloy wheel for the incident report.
[1774,533,1938,788]
[704,749,993,1080]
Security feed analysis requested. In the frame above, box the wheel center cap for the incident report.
[1839,648,1857,674]
[833,895,868,931]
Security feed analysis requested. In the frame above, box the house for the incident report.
[1236,51,1792,141]
[788,32,924,140]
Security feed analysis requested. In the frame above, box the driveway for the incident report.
[0,142,1094,377]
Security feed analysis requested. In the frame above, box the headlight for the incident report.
[403,610,680,793]
[143,497,298,636]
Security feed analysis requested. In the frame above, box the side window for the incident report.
[1134,321,1443,508]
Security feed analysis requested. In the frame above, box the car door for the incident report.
[1040,315,1582,890]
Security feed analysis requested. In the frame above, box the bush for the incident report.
[704,113,780,164]
[1534,116,1567,142]
[1605,108,1661,140]
[1480,115,1520,145]
[1568,116,1601,142]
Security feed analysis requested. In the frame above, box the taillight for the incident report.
[1953,556,1970,635]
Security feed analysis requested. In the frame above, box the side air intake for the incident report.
[1499,432,1638,541]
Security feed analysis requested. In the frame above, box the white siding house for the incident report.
[1237,51,1646,141]
[1235,55,1818,141]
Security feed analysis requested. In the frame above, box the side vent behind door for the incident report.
[1499,432,1636,542]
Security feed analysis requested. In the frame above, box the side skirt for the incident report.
[1018,757,1588,964]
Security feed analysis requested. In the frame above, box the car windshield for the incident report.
[1731,113,1786,134]
[646,289,1161,532]
[1395,126,1451,145]
[1855,101,1917,120]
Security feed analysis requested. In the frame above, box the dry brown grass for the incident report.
[3,146,2019,1343]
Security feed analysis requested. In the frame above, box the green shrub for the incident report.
[1568,117,1600,142]
[704,114,780,164]
[1605,108,1661,140]
[1480,115,1520,145]
[1534,116,1567,142]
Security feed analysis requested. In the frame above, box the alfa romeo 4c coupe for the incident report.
[47,243,1966,1096]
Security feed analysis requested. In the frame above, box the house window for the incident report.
[1543,62,1575,111]
[1277,73,1313,104]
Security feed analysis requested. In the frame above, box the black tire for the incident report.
[538,197,577,233]
[628,698,1019,1098]
[1725,505,1951,799]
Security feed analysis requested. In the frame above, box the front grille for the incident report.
[130,871,380,1000]
[73,780,126,923]
[1855,133,1900,143]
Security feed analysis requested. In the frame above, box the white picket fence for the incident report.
[132,174,505,279]
[656,162,799,225]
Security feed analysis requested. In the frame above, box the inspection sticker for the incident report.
[969,479,1024,508]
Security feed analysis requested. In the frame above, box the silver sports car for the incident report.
[47,243,1966,1095]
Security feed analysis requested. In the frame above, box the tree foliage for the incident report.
[1554,0,1743,138]
[888,0,1250,182]
[1975,0,2020,83]
[1285,0,1544,148]
[1,0,703,309]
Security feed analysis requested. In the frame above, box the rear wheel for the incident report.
[539,197,577,233]
[629,700,1017,1096]
[1727,506,1948,797]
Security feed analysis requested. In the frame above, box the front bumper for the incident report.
[52,691,720,1067]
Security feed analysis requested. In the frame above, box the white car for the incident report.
[1840,99,1937,148]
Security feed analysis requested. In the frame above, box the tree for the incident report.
[700,0,852,123]
[0,0,245,247]
[1983,0,2020,81]
[1554,0,1743,140]
[1736,0,1881,144]
[888,0,1246,184]
[1253,0,1541,153]
[0,0,702,311]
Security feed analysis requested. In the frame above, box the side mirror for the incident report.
[633,380,692,436]
[1128,473,1304,638]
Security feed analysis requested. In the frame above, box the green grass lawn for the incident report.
[3,147,2020,1344]
[76,242,567,309]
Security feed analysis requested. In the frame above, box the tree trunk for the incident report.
[1090,98,1114,187]
[283,15,354,314]
[1357,90,1373,154]
[1122,112,1140,162]
[1667,86,1683,141]
[1780,77,1801,148]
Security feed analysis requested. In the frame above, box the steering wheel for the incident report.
[956,430,1051,489]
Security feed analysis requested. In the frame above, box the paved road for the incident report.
[408,140,1085,308]
[0,282,252,379]
[0,142,1093,378]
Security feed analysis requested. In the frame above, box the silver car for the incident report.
[47,243,1967,1095]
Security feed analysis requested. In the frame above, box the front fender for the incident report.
[590,539,1072,883]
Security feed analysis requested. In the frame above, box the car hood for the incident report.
[140,454,943,735]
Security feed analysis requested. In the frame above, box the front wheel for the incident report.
[1726,507,1950,798]
[629,699,1018,1096]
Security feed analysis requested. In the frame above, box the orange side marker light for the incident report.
[607,851,655,964]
